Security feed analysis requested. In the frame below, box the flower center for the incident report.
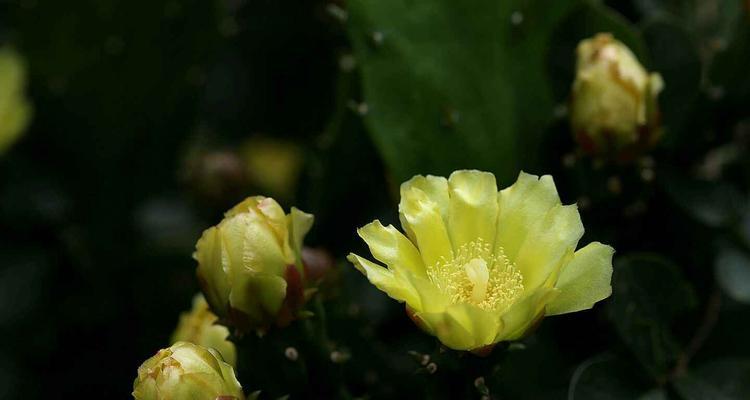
[427,239,523,312]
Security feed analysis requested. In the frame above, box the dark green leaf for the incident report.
[568,354,654,400]
[641,18,702,140]
[674,358,750,400]
[608,254,696,378]
[347,0,582,183]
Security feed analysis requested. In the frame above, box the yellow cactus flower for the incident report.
[195,196,314,334]
[348,170,614,352]
[570,33,663,160]
[171,294,237,366]
[0,47,32,155]
[132,341,244,400]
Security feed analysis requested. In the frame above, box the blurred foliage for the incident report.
[0,0,749,398]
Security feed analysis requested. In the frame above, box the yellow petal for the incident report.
[416,303,502,350]
[357,220,426,278]
[514,204,584,294]
[288,207,314,256]
[500,287,559,341]
[399,175,449,245]
[347,253,420,308]
[229,272,287,325]
[399,271,449,313]
[220,212,291,277]
[399,181,452,267]
[194,227,231,316]
[546,242,614,315]
[496,172,561,261]
[447,170,499,250]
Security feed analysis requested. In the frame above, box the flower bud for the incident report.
[240,137,302,200]
[195,196,314,334]
[570,33,664,160]
[132,341,244,400]
[171,294,237,366]
[0,47,32,155]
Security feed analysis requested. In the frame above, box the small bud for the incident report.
[0,47,32,155]
[171,294,237,366]
[132,342,244,400]
[570,33,663,161]
[195,196,315,334]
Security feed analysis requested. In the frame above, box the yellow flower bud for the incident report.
[0,47,32,155]
[240,137,303,200]
[171,294,237,366]
[132,341,244,400]
[570,33,663,160]
[348,170,614,352]
[194,196,314,334]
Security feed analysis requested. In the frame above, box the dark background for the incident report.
[1,0,749,398]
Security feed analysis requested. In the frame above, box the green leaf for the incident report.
[710,16,750,107]
[641,17,702,140]
[346,0,579,184]
[607,254,696,378]
[660,170,746,228]
[568,354,654,400]
[715,244,750,304]
[674,358,750,400]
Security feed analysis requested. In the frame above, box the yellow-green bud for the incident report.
[240,137,302,200]
[570,33,664,161]
[132,341,244,400]
[194,196,314,334]
[171,294,237,366]
[0,47,32,155]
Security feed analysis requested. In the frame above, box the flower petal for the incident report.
[514,204,584,294]
[496,172,561,261]
[357,220,427,278]
[229,272,287,326]
[347,253,421,309]
[288,207,314,257]
[399,271,449,313]
[546,242,614,316]
[194,227,231,316]
[447,170,499,250]
[500,287,559,341]
[416,303,502,350]
[399,179,452,267]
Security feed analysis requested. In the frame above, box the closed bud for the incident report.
[0,47,32,155]
[240,137,302,200]
[195,196,315,334]
[570,33,664,161]
[171,294,237,366]
[132,341,244,400]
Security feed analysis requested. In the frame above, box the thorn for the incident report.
[348,100,369,116]
[370,31,384,47]
[284,347,299,361]
[510,11,524,25]
[562,153,576,168]
[339,54,356,72]
[330,350,350,364]
[326,4,348,23]
[426,362,438,374]
[606,176,623,195]
[474,376,490,395]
